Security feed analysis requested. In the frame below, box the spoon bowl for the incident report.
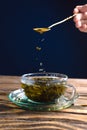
[33,27,51,34]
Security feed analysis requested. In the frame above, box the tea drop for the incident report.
[39,68,44,72]
[36,46,41,51]
[40,62,43,66]
[41,38,45,42]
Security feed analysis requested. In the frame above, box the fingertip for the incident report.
[75,21,82,28]
[79,26,87,33]
[82,24,87,29]
[73,8,79,14]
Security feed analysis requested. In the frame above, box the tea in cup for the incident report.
[21,72,76,104]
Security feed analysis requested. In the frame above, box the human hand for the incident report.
[73,4,87,33]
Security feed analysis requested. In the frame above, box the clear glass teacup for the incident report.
[21,72,77,105]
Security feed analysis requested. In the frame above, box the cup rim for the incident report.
[21,72,68,83]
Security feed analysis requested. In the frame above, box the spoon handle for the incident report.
[48,14,76,29]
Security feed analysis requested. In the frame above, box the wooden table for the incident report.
[0,76,87,130]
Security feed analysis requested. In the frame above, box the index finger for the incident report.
[75,4,87,13]
[73,5,83,14]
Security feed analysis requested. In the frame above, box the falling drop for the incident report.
[39,68,44,72]
[33,35,46,72]
[41,38,45,42]
[40,62,43,66]
[36,46,41,51]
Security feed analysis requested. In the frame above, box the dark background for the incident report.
[0,0,87,78]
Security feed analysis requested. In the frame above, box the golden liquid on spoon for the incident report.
[33,14,76,34]
[33,28,51,34]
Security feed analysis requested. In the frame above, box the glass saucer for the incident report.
[8,89,78,111]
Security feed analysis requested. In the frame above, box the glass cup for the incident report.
[21,72,77,105]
